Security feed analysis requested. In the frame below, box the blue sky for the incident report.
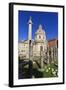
[18,10,58,41]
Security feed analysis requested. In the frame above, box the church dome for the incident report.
[35,25,45,35]
[35,24,46,42]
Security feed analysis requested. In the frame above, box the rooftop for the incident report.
[48,39,58,47]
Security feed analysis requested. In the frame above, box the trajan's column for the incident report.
[28,17,33,78]
[28,17,33,61]
[28,16,33,40]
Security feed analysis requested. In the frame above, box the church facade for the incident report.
[18,17,58,65]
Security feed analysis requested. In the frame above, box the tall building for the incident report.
[18,17,58,65]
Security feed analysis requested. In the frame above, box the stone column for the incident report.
[47,52,49,64]
[29,40,33,61]
[29,40,33,78]
[47,47,50,64]
[41,53,44,69]
[40,46,44,69]
[51,48,54,63]
[54,47,58,65]
[54,47,55,62]
[28,17,33,40]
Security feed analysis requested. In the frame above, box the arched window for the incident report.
[39,35,41,39]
